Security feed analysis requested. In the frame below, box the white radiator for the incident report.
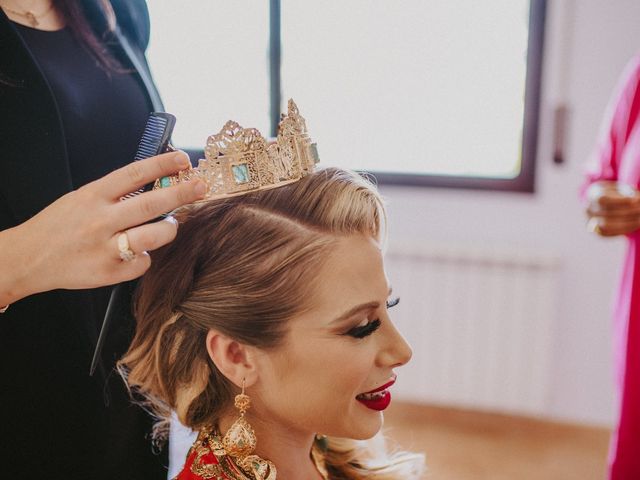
[386,243,561,416]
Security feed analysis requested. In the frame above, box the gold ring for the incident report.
[587,218,602,235]
[117,232,136,262]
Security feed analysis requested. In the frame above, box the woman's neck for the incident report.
[1,0,65,31]
[218,413,325,480]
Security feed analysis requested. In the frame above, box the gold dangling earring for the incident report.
[222,378,257,458]
[222,379,277,479]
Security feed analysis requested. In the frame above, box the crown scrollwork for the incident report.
[154,99,319,201]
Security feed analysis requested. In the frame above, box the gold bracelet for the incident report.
[0,304,9,313]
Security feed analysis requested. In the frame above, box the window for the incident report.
[146,0,546,192]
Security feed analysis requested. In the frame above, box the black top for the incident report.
[11,24,153,346]
[14,23,150,188]
[0,2,169,479]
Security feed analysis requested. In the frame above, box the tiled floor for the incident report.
[382,402,611,480]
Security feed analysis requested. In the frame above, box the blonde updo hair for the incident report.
[119,167,424,479]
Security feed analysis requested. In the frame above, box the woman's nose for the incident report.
[378,321,413,367]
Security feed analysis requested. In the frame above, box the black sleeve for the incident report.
[110,0,151,52]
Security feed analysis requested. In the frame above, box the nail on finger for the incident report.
[193,180,207,197]
[174,152,191,169]
[163,215,178,229]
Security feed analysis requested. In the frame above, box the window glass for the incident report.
[146,1,539,187]
[281,0,530,178]
[146,1,271,149]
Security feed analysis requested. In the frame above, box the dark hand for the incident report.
[586,181,640,237]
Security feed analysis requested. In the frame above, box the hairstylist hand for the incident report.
[586,180,640,236]
[0,151,206,306]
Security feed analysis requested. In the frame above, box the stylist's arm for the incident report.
[0,150,206,307]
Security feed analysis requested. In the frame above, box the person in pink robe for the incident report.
[584,54,640,479]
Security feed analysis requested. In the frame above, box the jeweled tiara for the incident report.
[154,99,319,201]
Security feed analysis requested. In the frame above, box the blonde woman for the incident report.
[120,104,425,479]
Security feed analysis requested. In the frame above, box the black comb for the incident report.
[135,112,176,161]
[120,112,176,200]
[90,112,176,376]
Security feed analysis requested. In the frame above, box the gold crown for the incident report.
[154,99,319,201]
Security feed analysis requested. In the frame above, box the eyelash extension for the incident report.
[346,319,381,339]
[386,297,400,309]
[345,297,401,339]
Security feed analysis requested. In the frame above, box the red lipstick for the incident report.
[356,377,396,411]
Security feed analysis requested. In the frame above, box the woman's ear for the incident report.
[206,329,258,388]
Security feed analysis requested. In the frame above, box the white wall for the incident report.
[383,0,640,427]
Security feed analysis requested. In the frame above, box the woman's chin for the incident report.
[349,409,384,440]
[319,408,383,440]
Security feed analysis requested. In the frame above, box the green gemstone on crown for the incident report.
[160,176,171,188]
[232,164,250,184]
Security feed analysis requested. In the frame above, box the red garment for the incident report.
[174,429,251,480]
[176,445,228,480]
[583,54,640,479]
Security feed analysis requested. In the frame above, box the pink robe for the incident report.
[584,55,640,479]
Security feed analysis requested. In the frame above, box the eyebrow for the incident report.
[330,287,393,325]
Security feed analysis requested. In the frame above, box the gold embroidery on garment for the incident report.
[185,427,326,480]
[207,434,276,480]
[186,427,253,480]
[191,442,224,478]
